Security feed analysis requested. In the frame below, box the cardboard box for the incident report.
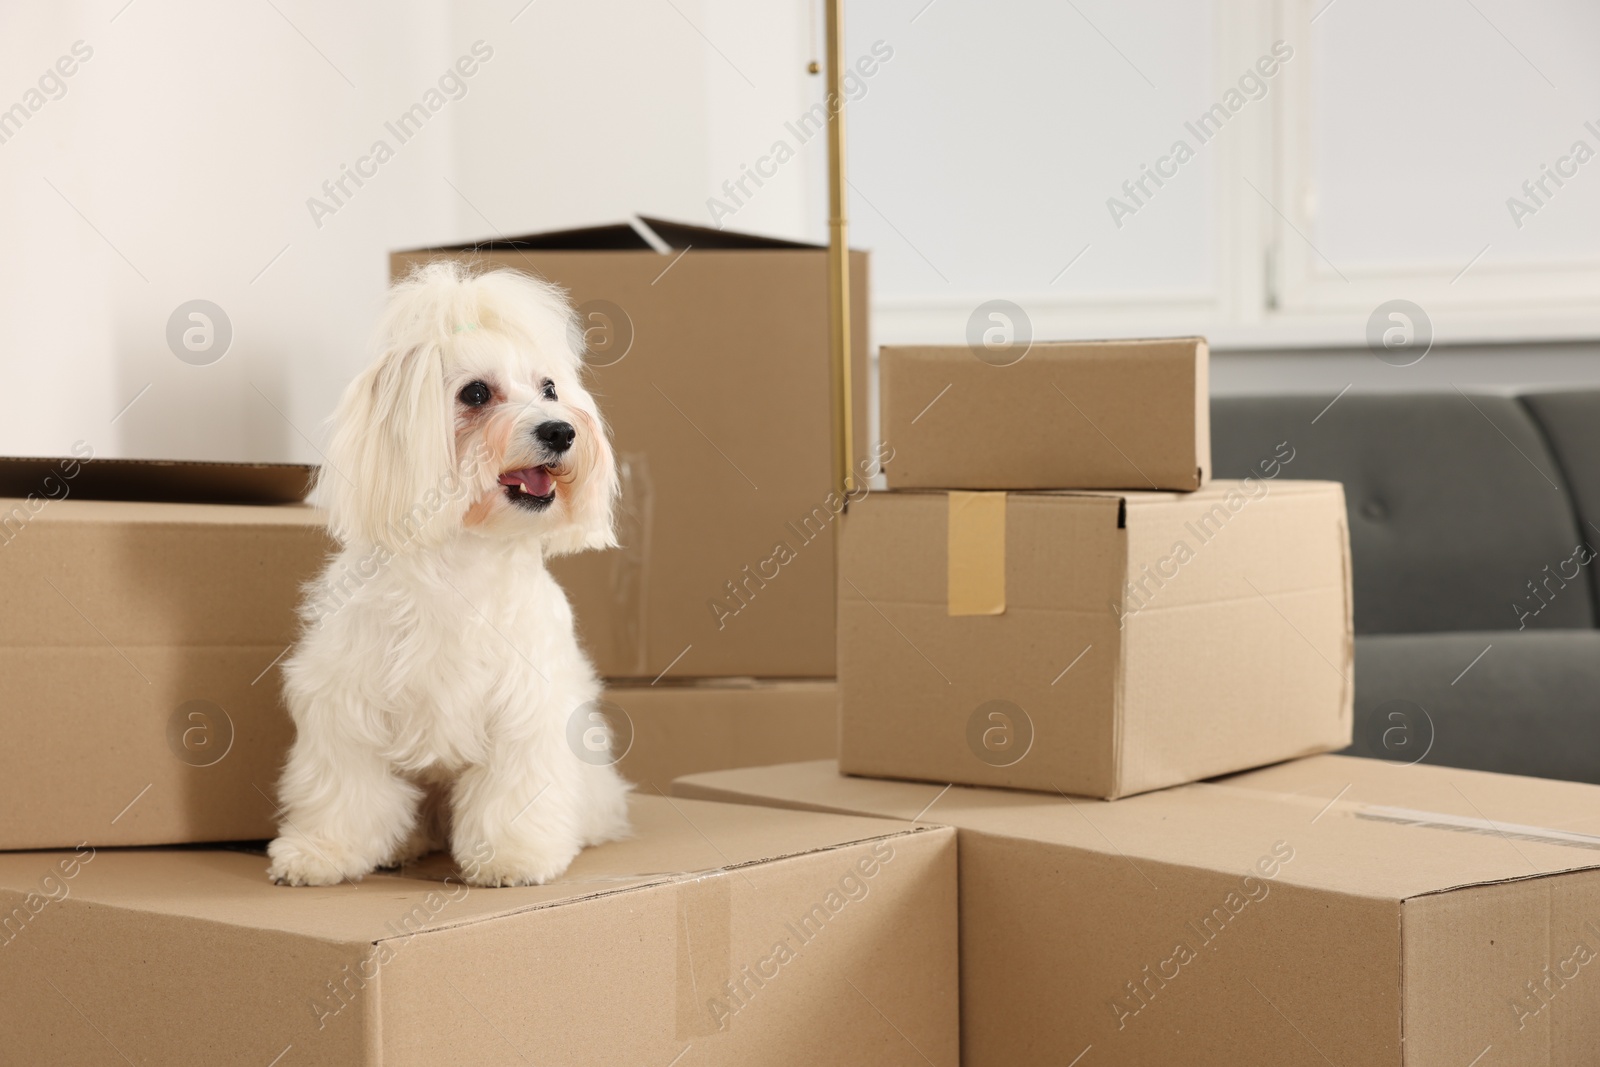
[1,502,836,846]
[838,479,1352,797]
[0,480,331,851]
[394,217,871,680]
[880,338,1209,491]
[611,680,838,795]
[677,756,1600,1067]
[0,796,958,1066]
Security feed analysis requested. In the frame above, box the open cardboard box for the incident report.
[0,795,958,1065]
[676,755,1600,1067]
[0,457,329,850]
[0,457,845,849]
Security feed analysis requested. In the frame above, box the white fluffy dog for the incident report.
[266,261,630,888]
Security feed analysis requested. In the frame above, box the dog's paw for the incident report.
[266,835,359,887]
[459,842,581,888]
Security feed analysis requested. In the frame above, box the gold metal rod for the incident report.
[825,0,853,498]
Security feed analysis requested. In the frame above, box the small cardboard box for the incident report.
[677,756,1600,1067]
[0,796,958,1066]
[880,338,1209,491]
[394,217,872,681]
[0,462,330,851]
[612,680,838,795]
[838,479,1352,798]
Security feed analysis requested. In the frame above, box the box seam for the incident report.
[371,824,952,942]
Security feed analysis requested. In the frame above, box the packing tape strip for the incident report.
[675,869,734,1040]
[947,491,1006,616]
[613,452,653,675]
[1209,784,1600,852]
[1354,805,1600,851]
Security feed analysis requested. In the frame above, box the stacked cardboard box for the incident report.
[668,335,1600,1064]
[849,338,1354,797]
[0,482,837,846]
[0,476,958,1062]
[0,219,866,850]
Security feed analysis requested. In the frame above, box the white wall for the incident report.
[0,0,461,462]
[445,0,822,242]
[3,0,1597,464]
[0,0,832,462]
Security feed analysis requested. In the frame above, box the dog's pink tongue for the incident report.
[499,467,553,495]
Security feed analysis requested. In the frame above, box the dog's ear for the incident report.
[319,340,461,550]
[542,402,619,557]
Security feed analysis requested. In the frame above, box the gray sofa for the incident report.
[1211,389,1600,784]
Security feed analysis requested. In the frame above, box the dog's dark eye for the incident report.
[541,379,558,402]
[458,380,492,407]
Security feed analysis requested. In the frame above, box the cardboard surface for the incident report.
[838,481,1354,797]
[0,496,332,850]
[880,338,1209,491]
[609,680,839,795]
[0,795,959,1066]
[675,756,1600,1067]
[0,516,840,852]
[394,218,871,680]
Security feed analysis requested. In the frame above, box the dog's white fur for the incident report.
[266,261,630,888]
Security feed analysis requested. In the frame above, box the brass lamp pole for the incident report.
[824,0,854,498]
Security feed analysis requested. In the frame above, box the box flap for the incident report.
[878,480,1337,507]
[0,456,314,505]
[676,756,1600,901]
[402,215,820,254]
[0,795,934,943]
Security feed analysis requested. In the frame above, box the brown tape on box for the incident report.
[674,870,733,1038]
[947,491,1006,616]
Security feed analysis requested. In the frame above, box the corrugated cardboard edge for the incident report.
[1110,495,1133,799]
[947,492,1006,616]
[368,825,942,941]
[1335,496,1356,741]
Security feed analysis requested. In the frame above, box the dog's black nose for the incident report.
[535,420,575,454]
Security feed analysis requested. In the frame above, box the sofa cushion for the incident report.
[1521,388,1600,610]
[1212,392,1593,634]
[1347,630,1600,784]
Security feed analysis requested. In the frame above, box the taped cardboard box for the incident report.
[394,217,872,681]
[838,479,1352,798]
[677,755,1600,1067]
[0,796,958,1066]
[611,680,838,795]
[0,462,330,851]
[880,338,1209,491]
